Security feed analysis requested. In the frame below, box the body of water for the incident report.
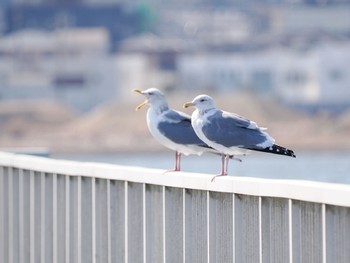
[52,151,350,184]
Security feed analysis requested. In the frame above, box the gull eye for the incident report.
[148,92,154,95]
[200,98,205,102]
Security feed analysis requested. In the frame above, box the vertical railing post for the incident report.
[30,171,35,263]
[92,177,96,263]
[8,168,13,263]
[182,188,186,263]
[322,203,327,263]
[207,191,210,263]
[0,167,4,263]
[107,180,111,263]
[288,199,293,263]
[142,183,146,263]
[124,181,128,263]
[40,172,46,263]
[232,194,235,263]
[19,169,24,263]
[258,196,262,263]
[53,173,57,263]
[0,167,5,263]
[65,175,70,263]
[162,186,166,263]
[77,176,82,263]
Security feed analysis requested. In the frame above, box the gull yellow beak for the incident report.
[183,102,195,108]
[135,101,147,111]
[133,89,148,111]
[133,89,142,94]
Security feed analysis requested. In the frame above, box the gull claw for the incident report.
[211,173,227,182]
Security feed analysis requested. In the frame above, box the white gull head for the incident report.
[184,94,216,114]
[134,88,168,112]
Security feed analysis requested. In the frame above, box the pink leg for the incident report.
[175,151,181,171]
[164,151,182,174]
[211,154,230,182]
[224,154,230,175]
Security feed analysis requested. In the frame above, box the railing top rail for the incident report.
[1,151,350,207]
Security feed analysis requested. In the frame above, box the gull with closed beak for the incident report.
[184,94,296,181]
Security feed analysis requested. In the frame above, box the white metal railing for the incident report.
[1,151,350,263]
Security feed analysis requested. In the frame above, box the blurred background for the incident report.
[0,0,350,182]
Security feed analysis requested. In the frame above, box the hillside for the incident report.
[0,93,349,153]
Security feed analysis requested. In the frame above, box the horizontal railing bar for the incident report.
[1,151,350,207]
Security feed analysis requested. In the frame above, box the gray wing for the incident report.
[202,110,269,148]
[158,110,208,146]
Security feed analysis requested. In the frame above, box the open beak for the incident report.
[133,89,143,94]
[183,102,195,108]
[133,89,148,111]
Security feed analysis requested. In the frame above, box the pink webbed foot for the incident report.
[211,154,230,182]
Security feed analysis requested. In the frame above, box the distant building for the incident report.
[0,28,118,111]
[1,3,350,112]
[113,32,350,111]
[116,33,186,98]
[270,5,350,35]
[176,43,350,110]
[2,4,142,50]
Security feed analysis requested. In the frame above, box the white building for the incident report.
[115,53,175,101]
[0,28,117,111]
[2,28,350,110]
[176,43,350,107]
[270,6,350,35]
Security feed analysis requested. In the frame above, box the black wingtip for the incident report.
[247,144,296,158]
[271,144,296,158]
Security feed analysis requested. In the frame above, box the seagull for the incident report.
[183,94,296,181]
[134,88,216,172]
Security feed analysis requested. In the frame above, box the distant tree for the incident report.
[136,3,157,32]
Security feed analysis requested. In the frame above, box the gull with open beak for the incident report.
[134,88,216,172]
